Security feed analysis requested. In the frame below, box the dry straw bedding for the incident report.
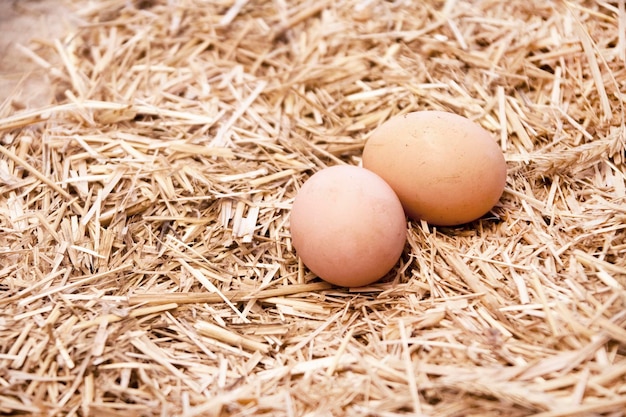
[1,0,626,415]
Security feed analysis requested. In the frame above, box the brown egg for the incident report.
[362,111,507,226]
[290,165,407,287]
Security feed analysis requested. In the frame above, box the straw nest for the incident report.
[1,0,625,416]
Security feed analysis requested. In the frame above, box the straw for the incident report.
[1,0,625,415]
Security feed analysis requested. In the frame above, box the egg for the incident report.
[362,111,507,226]
[290,165,407,287]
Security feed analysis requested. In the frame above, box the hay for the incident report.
[1,0,625,415]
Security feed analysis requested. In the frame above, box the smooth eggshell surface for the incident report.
[290,165,407,287]
[362,111,507,226]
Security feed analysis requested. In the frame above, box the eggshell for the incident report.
[362,111,507,226]
[290,165,407,287]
